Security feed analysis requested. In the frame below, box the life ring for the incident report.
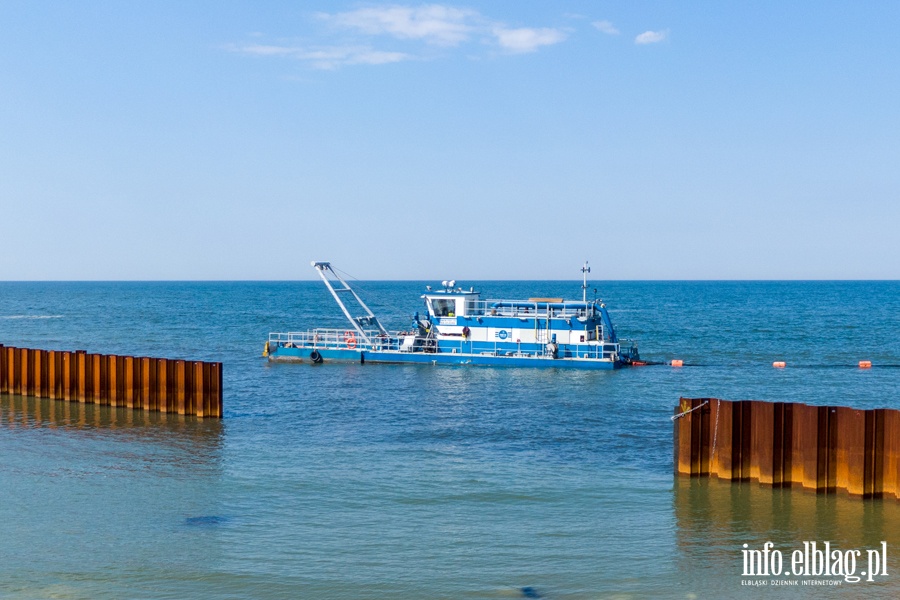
[310,350,323,364]
[344,331,357,349]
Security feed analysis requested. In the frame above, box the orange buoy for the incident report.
[670,359,683,367]
[773,361,786,368]
[859,360,872,369]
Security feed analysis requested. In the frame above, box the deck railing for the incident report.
[268,329,620,360]
[269,329,402,351]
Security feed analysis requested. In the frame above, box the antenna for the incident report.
[581,261,591,302]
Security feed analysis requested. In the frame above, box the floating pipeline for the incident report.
[0,344,221,418]
[673,397,900,499]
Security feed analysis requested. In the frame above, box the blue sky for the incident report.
[2,1,898,280]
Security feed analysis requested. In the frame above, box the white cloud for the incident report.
[231,44,297,57]
[325,5,477,46]
[229,4,573,69]
[306,47,411,69]
[493,27,567,54]
[635,30,668,44]
[228,43,411,70]
[592,20,619,35]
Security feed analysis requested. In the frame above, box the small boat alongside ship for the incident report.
[265,262,640,369]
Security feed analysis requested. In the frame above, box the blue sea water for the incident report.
[1,280,899,599]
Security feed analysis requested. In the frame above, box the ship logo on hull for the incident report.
[495,330,509,340]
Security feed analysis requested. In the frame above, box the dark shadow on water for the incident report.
[184,515,230,527]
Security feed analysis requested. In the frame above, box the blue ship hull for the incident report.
[268,345,619,369]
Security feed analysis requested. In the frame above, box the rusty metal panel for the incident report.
[47,351,57,400]
[713,399,741,480]
[772,402,786,486]
[193,361,205,418]
[730,400,744,480]
[15,347,23,395]
[834,406,868,496]
[865,410,876,498]
[41,350,50,397]
[877,409,900,499]
[20,348,32,396]
[62,352,72,401]
[9,346,17,394]
[739,400,751,480]
[124,356,134,408]
[57,350,65,399]
[108,355,118,406]
[812,406,829,491]
[709,399,732,479]
[76,351,87,402]
[689,398,702,475]
[789,403,814,489]
[157,358,168,413]
[21,348,29,395]
[752,400,773,485]
[9,347,19,394]
[814,406,829,491]
[873,408,886,498]
[98,355,108,405]
[698,399,712,476]
[674,398,692,475]
[28,348,37,396]
[824,407,838,492]
[168,359,178,414]
[147,358,158,410]
[0,343,6,393]
[91,354,101,403]
[141,358,153,411]
[150,358,160,411]
[209,362,222,418]
[201,362,211,417]
[33,349,44,397]
[175,360,186,415]
[7,346,15,394]
[119,354,128,407]
[750,400,773,484]
[779,402,793,487]
[165,359,176,414]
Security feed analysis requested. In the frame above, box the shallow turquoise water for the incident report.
[1,280,899,598]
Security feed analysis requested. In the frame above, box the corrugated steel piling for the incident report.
[674,397,900,499]
[0,344,221,418]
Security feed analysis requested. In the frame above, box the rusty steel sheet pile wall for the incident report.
[673,397,900,499]
[0,344,222,418]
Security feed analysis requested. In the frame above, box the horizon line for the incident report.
[1,278,898,283]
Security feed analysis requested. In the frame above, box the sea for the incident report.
[1,280,899,599]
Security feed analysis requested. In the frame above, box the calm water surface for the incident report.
[1,280,899,598]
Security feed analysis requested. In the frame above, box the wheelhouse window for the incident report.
[432,298,456,317]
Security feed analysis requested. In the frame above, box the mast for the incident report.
[581,261,591,303]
